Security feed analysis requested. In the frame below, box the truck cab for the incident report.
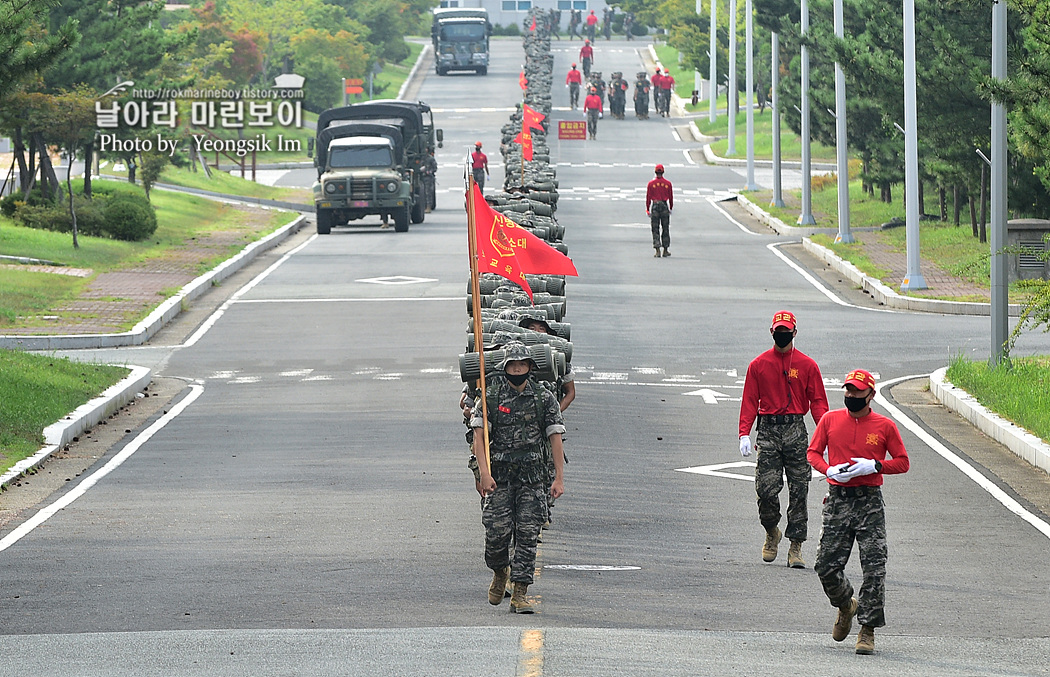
[432,9,490,75]
[313,135,412,233]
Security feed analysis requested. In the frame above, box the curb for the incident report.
[400,43,433,101]
[733,193,1023,317]
[0,365,152,489]
[0,213,307,350]
[929,367,1050,475]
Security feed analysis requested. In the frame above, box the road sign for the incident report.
[345,85,364,94]
[558,120,586,140]
[346,78,365,86]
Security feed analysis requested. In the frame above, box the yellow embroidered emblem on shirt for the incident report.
[866,433,879,445]
[787,368,799,379]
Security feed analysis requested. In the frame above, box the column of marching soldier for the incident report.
[457,11,574,615]
[454,12,910,658]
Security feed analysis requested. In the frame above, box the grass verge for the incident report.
[0,350,128,472]
[946,355,1050,445]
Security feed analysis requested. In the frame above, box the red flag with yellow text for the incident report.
[469,183,578,299]
[513,130,533,161]
[519,71,528,90]
[522,104,545,133]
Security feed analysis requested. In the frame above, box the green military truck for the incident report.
[311,100,442,234]
[432,8,491,76]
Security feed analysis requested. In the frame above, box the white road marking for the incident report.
[183,235,318,347]
[234,297,464,304]
[683,388,732,404]
[767,242,898,314]
[355,275,438,285]
[544,565,641,571]
[875,375,1050,541]
[0,385,205,553]
[683,148,695,165]
[280,369,313,377]
[676,461,825,481]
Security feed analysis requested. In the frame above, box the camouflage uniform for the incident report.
[755,418,811,542]
[472,374,565,585]
[814,486,888,628]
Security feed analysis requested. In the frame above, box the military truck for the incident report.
[432,8,491,76]
[310,100,442,234]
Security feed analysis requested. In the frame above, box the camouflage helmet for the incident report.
[498,341,534,369]
[485,330,518,350]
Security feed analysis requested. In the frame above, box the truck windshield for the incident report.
[329,146,393,168]
[439,24,486,42]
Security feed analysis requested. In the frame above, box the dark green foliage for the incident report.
[103,196,158,241]
[8,186,157,242]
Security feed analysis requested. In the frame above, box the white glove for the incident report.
[599,112,603,119]
[825,462,851,480]
[834,458,878,482]
[739,435,752,457]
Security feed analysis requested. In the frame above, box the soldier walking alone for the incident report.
[566,63,583,109]
[473,342,566,614]
[807,369,910,655]
[738,310,829,567]
[583,86,603,140]
[471,142,489,193]
[645,164,673,257]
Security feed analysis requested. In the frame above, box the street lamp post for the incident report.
[900,0,927,291]
[833,0,853,242]
[990,0,1008,364]
[771,32,785,207]
[728,0,737,156]
[709,0,718,123]
[798,0,816,225]
[744,0,757,190]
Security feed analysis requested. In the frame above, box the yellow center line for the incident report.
[518,628,545,677]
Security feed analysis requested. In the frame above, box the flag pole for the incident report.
[465,168,492,484]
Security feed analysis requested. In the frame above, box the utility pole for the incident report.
[727,0,737,156]
[744,0,757,190]
[771,32,785,208]
[990,0,1008,364]
[900,0,927,291]
[798,0,816,225]
[833,0,853,242]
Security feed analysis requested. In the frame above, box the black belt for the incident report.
[758,413,804,425]
[828,484,881,498]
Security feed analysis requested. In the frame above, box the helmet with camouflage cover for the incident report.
[498,341,535,370]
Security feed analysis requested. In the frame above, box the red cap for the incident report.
[844,369,876,391]
[475,141,482,148]
[771,310,796,330]
[655,164,664,173]
[571,62,577,67]
[664,68,670,73]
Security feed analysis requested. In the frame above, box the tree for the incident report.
[38,87,95,248]
[0,0,79,99]
[138,151,167,202]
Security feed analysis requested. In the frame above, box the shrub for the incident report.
[14,202,71,232]
[103,196,157,241]
[1,189,55,217]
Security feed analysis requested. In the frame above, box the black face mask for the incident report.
[844,395,869,413]
[772,331,794,348]
[505,371,530,386]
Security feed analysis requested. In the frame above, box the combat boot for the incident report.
[855,625,875,654]
[510,582,535,614]
[654,248,662,257]
[762,526,781,562]
[662,248,670,257]
[488,566,510,605]
[832,597,858,642]
[787,540,805,568]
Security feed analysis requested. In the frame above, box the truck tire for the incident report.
[477,67,488,75]
[316,209,333,235]
[394,206,410,232]
[436,66,447,76]
[411,191,426,224]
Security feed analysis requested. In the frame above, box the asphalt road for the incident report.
[3,39,1050,676]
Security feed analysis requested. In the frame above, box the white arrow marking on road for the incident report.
[356,276,438,285]
[676,461,826,481]
[683,388,731,403]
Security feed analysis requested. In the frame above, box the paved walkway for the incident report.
[2,206,275,336]
[853,235,990,301]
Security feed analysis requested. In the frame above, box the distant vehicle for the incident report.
[432,7,491,76]
[310,101,443,234]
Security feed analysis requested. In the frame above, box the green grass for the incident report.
[0,179,297,329]
[0,349,128,470]
[371,41,425,101]
[157,165,311,202]
[946,355,1050,444]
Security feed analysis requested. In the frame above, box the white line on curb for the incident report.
[0,385,205,553]
[876,375,1050,541]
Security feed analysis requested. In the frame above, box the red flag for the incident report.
[530,17,537,31]
[470,183,578,300]
[514,130,533,161]
[519,71,528,90]
[522,104,546,132]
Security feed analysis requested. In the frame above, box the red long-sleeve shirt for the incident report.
[566,69,583,85]
[659,74,675,90]
[807,408,910,486]
[580,45,593,60]
[651,73,664,89]
[738,346,829,437]
[584,93,602,112]
[471,150,488,171]
[645,177,673,211]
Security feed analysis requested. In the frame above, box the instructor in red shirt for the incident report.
[807,368,910,656]
[471,141,489,193]
[645,164,673,257]
[738,310,829,567]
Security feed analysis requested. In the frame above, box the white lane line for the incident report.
[683,148,695,165]
[671,128,682,142]
[876,375,1050,541]
[767,241,897,314]
[233,297,464,304]
[707,195,761,236]
[182,234,318,347]
[0,384,205,553]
